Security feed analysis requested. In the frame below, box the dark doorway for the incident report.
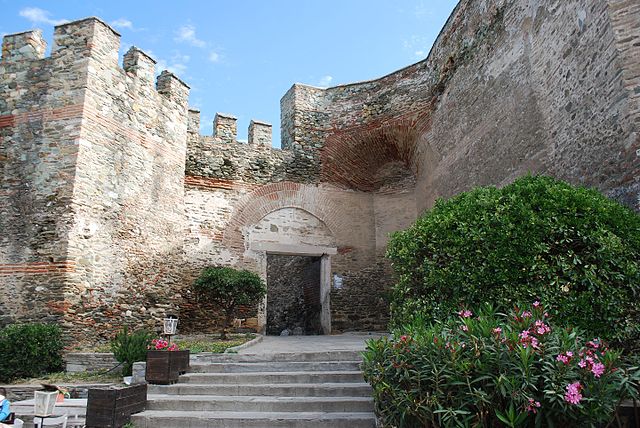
[266,254,322,335]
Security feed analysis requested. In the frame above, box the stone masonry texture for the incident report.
[1,0,638,344]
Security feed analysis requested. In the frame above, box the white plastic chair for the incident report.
[34,414,67,428]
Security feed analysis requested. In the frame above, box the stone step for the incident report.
[191,350,363,363]
[131,410,376,428]
[190,360,362,373]
[148,382,373,397]
[180,370,364,384]
[146,394,374,412]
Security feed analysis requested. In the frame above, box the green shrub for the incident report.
[111,326,153,376]
[193,266,266,339]
[362,303,640,427]
[387,175,640,348]
[0,323,63,382]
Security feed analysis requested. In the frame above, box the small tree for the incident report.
[194,266,267,339]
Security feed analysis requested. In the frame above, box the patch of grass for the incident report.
[9,370,121,385]
[70,333,256,354]
[175,334,255,353]
[69,343,112,353]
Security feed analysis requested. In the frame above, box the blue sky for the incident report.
[0,0,458,147]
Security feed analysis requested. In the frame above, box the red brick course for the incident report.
[0,261,77,276]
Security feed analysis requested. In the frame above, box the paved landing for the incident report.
[238,332,387,354]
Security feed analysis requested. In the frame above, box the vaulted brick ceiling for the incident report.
[319,113,426,192]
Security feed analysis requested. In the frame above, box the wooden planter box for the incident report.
[616,400,639,428]
[85,384,147,428]
[173,350,190,374]
[145,350,190,384]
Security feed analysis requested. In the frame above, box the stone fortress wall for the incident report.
[0,0,637,344]
[0,18,191,340]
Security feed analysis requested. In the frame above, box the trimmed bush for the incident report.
[387,175,640,348]
[111,326,153,376]
[0,323,64,382]
[193,266,266,339]
[362,303,640,427]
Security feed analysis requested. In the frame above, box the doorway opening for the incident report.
[266,254,322,335]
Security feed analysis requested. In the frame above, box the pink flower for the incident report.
[458,309,473,318]
[461,325,469,332]
[578,360,587,368]
[519,330,529,339]
[564,382,583,405]
[149,337,177,351]
[522,311,532,318]
[533,320,550,335]
[587,340,600,349]
[557,354,569,364]
[591,362,605,378]
[526,398,541,413]
[566,351,573,357]
[492,327,502,334]
[530,337,539,349]
[533,301,541,307]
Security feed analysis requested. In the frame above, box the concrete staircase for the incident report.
[131,350,376,427]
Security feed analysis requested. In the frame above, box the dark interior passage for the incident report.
[266,254,322,335]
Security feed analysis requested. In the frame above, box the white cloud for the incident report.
[155,51,190,76]
[19,7,68,26]
[111,18,133,30]
[403,35,430,59]
[208,51,220,63]
[175,25,206,48]
[318,75,333,87]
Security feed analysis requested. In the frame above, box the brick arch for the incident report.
[320,109,432,191]
[222,181,342,251]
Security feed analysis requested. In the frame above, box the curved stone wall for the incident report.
[282,0,639,211]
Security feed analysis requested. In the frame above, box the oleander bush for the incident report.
[0,323,64,382]
[387,175,640,349]
[362,303,640,427]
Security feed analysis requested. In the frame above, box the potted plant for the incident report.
[40,384,69,404]
[145,339,189,385]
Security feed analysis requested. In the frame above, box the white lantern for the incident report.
[34,390,58,417]
[163,316,179,336]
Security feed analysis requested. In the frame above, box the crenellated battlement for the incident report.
[1,29,47,61]
[1,18,189,111]
[185,110,292,184]
[248,120,272,146]
[187,110,275,149]
[123,46,156,85]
